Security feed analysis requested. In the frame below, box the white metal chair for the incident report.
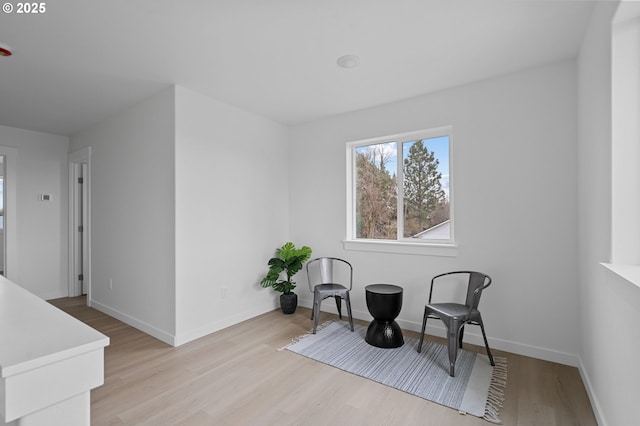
[417,271,495,376]
[306,257,354,334]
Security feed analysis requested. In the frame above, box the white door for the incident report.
[68,147,91,298]
[72,163,88,294]
[0,146,17,280]
[0,156,5,275]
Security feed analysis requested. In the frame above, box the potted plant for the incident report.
[260,242,312,314]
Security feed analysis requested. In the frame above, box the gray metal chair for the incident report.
[417,271,495,376]
[306,257,354,334]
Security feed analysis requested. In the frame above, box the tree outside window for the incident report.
[402,138,449,238]
[351,130,451,242]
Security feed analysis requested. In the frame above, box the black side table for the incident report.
[364,284,404,348]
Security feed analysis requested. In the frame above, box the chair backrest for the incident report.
[430,271,492,308]
[306,257,353,292]
[465,271,491,309]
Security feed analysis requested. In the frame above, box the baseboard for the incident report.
[41,290,69,301]
[89,299,175,346]
[90,298,280,347]
[577,356,607,426]
[173,302,279,346]
[91,294,581,367]
[298,298,580,367]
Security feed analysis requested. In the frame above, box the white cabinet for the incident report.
[0,277,109,425]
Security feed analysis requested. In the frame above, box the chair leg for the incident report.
[417,308,429,353]
[459,324,465,349]
[312,293,322,334]
[334,296,343,319]
[344,292,354,332]
[446,319,463,377]
[478,317,495,366]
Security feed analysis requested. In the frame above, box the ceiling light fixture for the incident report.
[0,43,13,57]
[337,54,359,69]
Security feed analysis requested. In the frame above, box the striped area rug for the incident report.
[282,321,507,423]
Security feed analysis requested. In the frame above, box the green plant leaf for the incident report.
[260,259,284,287]
[277,242,297,260]
[260,242,312,293]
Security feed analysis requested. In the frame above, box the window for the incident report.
[345,127,455,255]
[603,9,640,288]
[611,12,640,266]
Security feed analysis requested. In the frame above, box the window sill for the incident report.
[601,263,640,290]
[342,239,458,257]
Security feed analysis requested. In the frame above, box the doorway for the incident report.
[0,146,16,280]
[68,147,91,298]
[0,156,4,275]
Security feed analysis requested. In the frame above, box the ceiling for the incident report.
[0,0,596,137]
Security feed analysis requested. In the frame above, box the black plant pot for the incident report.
[280,292,298,314]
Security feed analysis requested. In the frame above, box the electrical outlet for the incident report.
[221,287,228,299]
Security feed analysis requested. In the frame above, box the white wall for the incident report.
[611,13,640,264]
[577,2,640,425]
[68,85,289,346]
[173,86,290,345]
[0,125,69,299]
[70,88,177,342]
[290,60,580,365]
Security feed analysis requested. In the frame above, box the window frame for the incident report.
[344,126,457,257]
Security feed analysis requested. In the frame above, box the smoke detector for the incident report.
[337,54,360,69]
[0,43,13,57]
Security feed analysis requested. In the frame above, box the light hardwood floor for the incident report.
[49,297,596,426]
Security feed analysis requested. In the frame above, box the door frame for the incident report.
[68,147,91,299]
[0,146,17,280]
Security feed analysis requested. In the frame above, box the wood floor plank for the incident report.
[49,297,597,425]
